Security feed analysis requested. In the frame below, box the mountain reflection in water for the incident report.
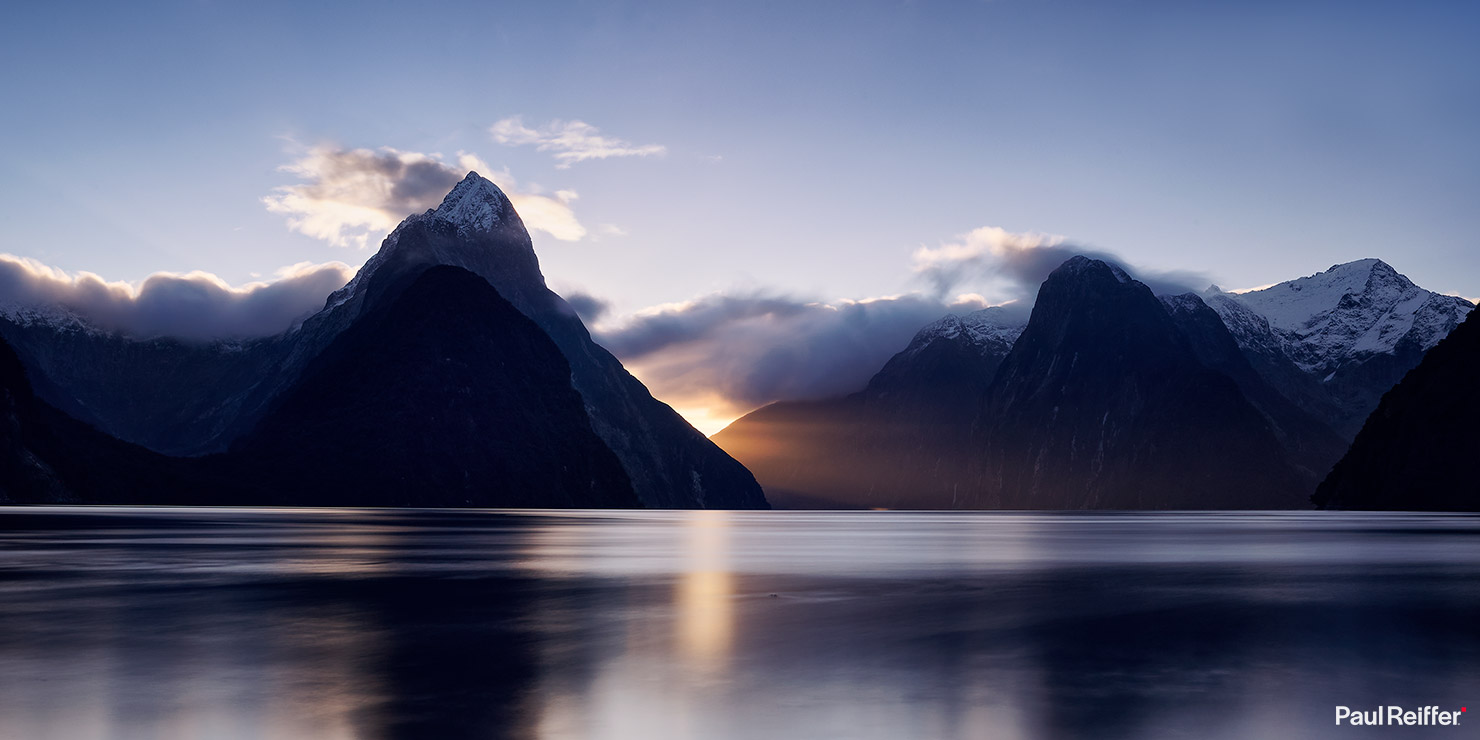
[1,508,1478,740]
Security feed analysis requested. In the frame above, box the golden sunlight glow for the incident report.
[677,406,745,437]
[675,510,734,670]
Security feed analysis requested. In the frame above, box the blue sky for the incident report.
[2,0,1477,429]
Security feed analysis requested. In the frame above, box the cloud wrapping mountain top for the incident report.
[0,255,353,341]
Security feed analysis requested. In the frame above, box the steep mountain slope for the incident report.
[1159,293,1348,484]
[969,257,1305,509]
[1204,259,1472,437]
[307,173,766,509]
[713,306,1026,508]
[1314,308,1480,511]
[224,266,638,508]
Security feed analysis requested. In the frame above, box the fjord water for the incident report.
[1,509,1477,739]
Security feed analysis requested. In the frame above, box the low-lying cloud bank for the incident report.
[263,146,586,248]
[591,291,997,422]
[592,232,1209,427]
[0,255,353,341]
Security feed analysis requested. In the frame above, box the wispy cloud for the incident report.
[912,226,1065,298]
[588,290,999,429]
[490,117,666,168]
[0,255,353,340]
[912,226,1207,299]
[589,225,1210,430]
[263,145,586,248]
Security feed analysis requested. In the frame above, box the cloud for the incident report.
[562,290,612,324]
[0,255,354,341]
[1227,282,1280,294]
[264,146,587,248]
[593,225,1206,430]
[912,226,1207,299]
[592,290,1003,426]
[490,117,667,168]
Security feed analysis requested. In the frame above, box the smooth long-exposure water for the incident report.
[1,508,1477,739]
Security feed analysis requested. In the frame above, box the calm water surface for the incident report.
[1,508,1477,739]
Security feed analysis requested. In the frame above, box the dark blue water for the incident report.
[1,508,1477,739]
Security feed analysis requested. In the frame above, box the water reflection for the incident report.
[1,508,1479,739]
[676,510,733,670]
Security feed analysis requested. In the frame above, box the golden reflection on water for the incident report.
[676,510,733,670]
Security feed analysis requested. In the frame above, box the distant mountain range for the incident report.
[0,173,766,508]
[716,257,1472,509]
[1,173,1473,510]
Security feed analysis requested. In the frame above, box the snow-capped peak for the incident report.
[1158,292,1207,315]
[0,301,102,336]
[906,306,1027,357]
[427,171,511,233]
[1208,259,1472,374]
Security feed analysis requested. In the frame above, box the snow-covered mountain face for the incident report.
[1202,259,1473,438]
[893,306,1027,363]
[1207,259,1472,377]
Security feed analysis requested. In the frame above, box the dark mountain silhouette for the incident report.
[968,257,1306,509]
[712,307,1024,508]
[1158,293,1348,485]
[223,265,638,507]
[0,266,639,508]
[0,173,766,509]
[1314,308,1480,511]
[308,173,765,508]
[0,334,230,504]
[0,315,288,456]
[716,257,1311,509]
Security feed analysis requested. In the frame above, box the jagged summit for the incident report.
[904,306,1026,356]
[1209,258,1472,374]
[308,171,767,509]
[321,171,542,320]
[427,171,513,233]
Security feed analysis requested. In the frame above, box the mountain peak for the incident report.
[1051,255,1133,285]
[1209,257,1471,381]
[1330,257,1387,273]
[428,171,511,232]
[1238,258,1417,316]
